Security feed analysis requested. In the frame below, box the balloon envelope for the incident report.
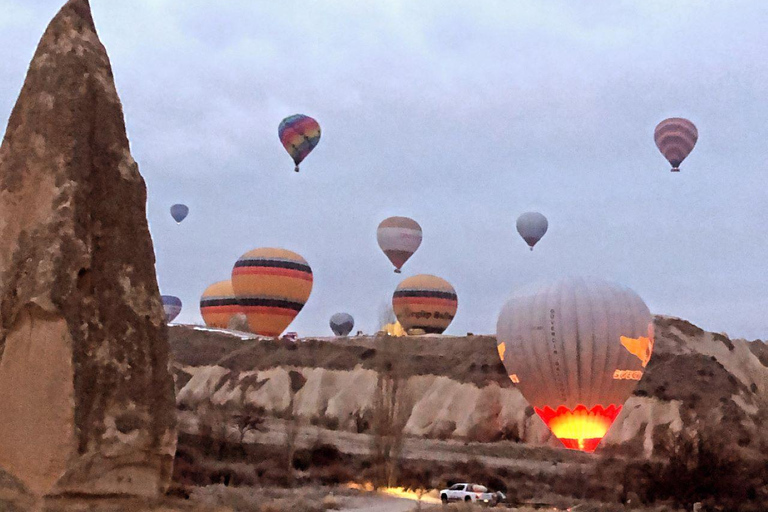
[330,312,354,336]
[516,212,548,250]
[377,216,422,272]
[232,248,313,337]
[654,117,698,172]
[200,280,242,329]
[393,274,457,334]
[496,277,654,452]
[278,114,321,172]
[170,204,189,223]
[161,295,182,323]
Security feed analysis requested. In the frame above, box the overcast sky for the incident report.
[1,1,767,339]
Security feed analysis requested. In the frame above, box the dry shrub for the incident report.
[615,428,768,511]
[190,484,330,512]
[321,494,341,510]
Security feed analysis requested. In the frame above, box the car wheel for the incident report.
[441,495,448,504]
[464,497,472,502]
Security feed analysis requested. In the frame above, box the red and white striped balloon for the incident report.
[654,117,698,172]
[377,216,422,273]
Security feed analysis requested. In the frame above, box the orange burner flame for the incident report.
[535,404,622,452]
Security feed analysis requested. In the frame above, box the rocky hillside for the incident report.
[170,317,768,458]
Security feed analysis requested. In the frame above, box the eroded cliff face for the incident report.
[0,0,176,499]
[172,316,767,458]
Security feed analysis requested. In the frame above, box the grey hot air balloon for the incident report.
[161,295,182,323]
[170,204,189,224]
[496,277,654,452]
[516,212,548,250]
[330,313,354,337]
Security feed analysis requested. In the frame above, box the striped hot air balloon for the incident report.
[377,216,422,273]
[330,312,354,337]
[231,248,313,337]
[161,295,182,323]
[393,274,457,334]
[654,117,698,172]
[496,277,654,452]
[200,280,242,329]
[278,114,321,172]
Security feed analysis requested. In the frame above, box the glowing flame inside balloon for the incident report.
[536,405,622,452]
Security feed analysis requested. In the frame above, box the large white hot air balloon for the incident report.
[496,277,654,452]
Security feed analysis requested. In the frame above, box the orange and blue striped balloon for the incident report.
[278,114,321,172]
[231,248,313,337]
[200,280,242,329]
[393,274,458,334]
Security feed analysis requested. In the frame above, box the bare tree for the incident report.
[285,370,307,485]
[378,301,396,331]
[370,336,412,488]
[196,398,230,459]
[232,403,265,445]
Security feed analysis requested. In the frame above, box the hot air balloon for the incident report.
[496,277,654,452]
[377,217,422,273]
[330,312,354,337]
[516,212,548,251]
[393,274,457,334]
[161,295,182,323]
[200,280,242,329]
[654,117,698,172]
[232,248,313,337]
[170,204,189,224]
[278,114,321,172]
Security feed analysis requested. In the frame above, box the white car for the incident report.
[439,483,504,505]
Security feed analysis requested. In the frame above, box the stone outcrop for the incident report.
[172,316,768,459]
[0,0,176,500]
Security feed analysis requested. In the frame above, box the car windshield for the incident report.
[449,484,464,491]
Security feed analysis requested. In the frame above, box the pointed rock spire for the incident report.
[0,0,176,499]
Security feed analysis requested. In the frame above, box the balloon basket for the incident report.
[394,269,402,274]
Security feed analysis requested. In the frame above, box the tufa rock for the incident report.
[0,0,176,499]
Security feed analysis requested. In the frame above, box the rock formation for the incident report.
[0,0,176,500]
[171,315,768,459]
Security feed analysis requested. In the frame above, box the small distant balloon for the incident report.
[377,216,422,273]
[330,313,354,337]
[279,114,321,172]
[654,117,698,172]
[170,204,189,224]
[161,295,182,323]
[516,212,548,250]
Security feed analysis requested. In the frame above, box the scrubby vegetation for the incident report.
[173,421,768,512]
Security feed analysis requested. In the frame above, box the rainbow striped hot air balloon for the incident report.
[393,274,457,334]
[200,280,242,329]
[278,114,321,173]
[231,248,313,337]
[654,117,698,172]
